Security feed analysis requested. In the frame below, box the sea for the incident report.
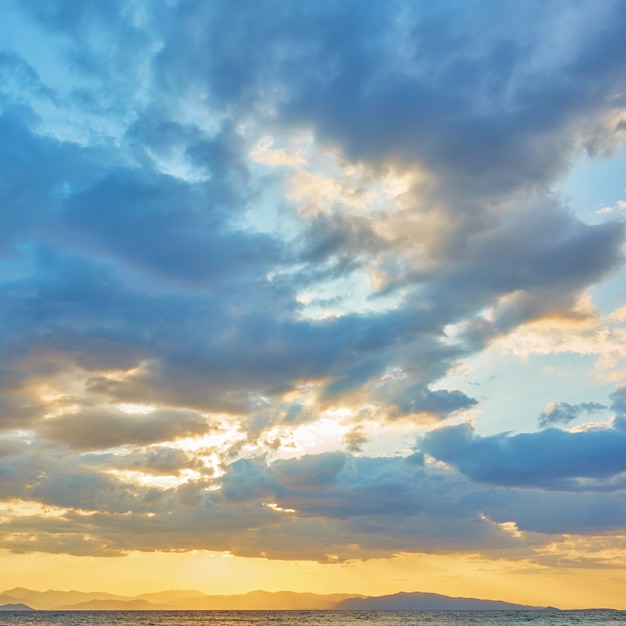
[0,611,625,626]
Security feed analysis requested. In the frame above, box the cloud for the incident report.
[0,445,521,558]
[2,442,626,561]
[343,426,369,453]
[38,407,214,450]
[91,446,206,477]
[420,421,626,489]
[0,1,622,421]
[270,452,347,491]
[611,386,626,417]
[0,51,53,106]
[596,199,626,215]
[0,0,625,566]
[374,381,478,420]
[539,401,606,427]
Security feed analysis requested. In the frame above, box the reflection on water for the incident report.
[1,610,625,626]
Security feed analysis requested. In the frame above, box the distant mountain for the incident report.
[0,603,34,611]
[57,599,157,611]
[0,587,548,611]
[335,591,542,611]
[165,590,361,610]
[58,590,360,611]
[1,587,124,610]
[134,589,208,603]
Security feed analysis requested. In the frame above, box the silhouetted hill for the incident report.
[134,589,208,602]
[0,603,34,611]
[57,599,157,610]
[336,591,541,610]
[166,590,360,610]
[2,588,123,610]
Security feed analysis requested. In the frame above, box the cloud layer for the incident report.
[0,0,625,566]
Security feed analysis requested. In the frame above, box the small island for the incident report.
[0,603,35,611]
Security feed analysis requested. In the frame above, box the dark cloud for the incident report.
[610,386,626,417]
[0,446,516,558]
[39,408,214,450]
[421,422,626,489]
[270,452,346,491]
[83,446,206,477]
[343,426,368,453]
[397,386,478,419]
[55,172,279,287]
[146,0,621,218]
[539,401,607,428]
[2,443,626,560]
[0,1,622,420]
[300,212,385,273]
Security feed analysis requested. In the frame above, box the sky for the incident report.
[0,0,626,611]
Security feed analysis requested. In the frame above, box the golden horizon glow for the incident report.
[0,549,625,610]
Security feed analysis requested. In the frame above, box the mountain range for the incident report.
[0,588,550,611]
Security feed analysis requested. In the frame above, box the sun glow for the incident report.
[106,468,204,489]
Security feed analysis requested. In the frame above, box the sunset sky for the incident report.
[1,0,626,611]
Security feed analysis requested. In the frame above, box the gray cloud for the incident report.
[0,445,520,558]
[343,426,368,453]
[0,2,622,422]
[421,421,626,489]
[397,386,478,419]
[2,443,626,561]
[539,401,607,428]
[610,386,626,417]
[270,452,347,491]
[39,408,214,450]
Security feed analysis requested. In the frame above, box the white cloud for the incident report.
[596,199,626,214]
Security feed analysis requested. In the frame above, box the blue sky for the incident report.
[1,0,626,606]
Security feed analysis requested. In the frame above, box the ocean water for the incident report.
[0,611,625,626]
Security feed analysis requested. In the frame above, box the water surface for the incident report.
[1,610,625,626]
